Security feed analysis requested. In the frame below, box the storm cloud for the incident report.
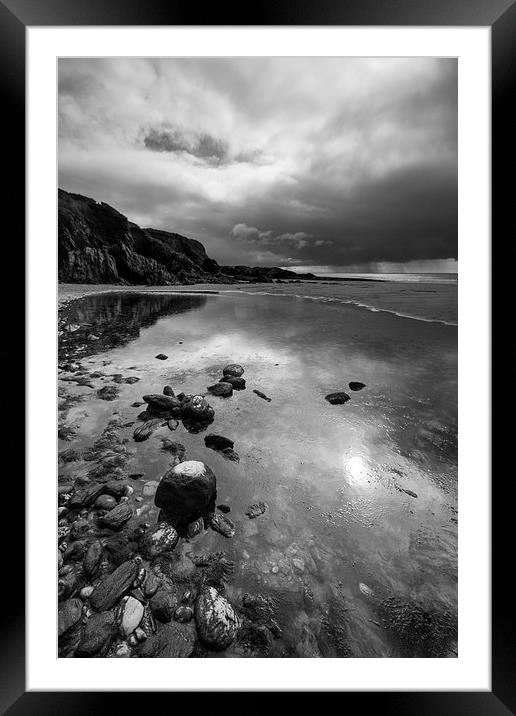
[58,57,457,271]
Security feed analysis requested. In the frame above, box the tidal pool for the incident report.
[58,289,458,657]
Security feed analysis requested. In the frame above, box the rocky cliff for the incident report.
[58,189,316,285]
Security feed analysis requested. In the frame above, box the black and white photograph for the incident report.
[56,56,459,659]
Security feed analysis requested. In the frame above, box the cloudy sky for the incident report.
[59,57,457,273]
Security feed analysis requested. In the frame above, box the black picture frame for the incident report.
[1,0,504,710]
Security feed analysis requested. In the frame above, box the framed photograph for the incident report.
[1,0,505,709]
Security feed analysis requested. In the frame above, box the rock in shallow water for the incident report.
[204,434,234,451]
[208,513,236,538]
[139,522,179,560]
[207,382,233,398]
[117,595,144,636]
[97,385,119,401]
[349,381,366,391]
[155,354,168,360]
[222,363,244,377]
[325,392,350,405]
[154,460,217,531]
[195,586,240,651]
[134,418,163,442]
[246,501,268,519]
[219,375,246,390]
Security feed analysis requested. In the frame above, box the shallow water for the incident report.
[58,288,458,657]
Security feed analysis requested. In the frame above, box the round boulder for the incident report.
[154,461,217,531]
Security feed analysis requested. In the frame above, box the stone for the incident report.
[181,395,215,424]
[292,558,305,574]
[124,376,140,384]
[155,354,168,360]
[83,540,104,579]
[207,382,233,398]
[349,381,366,391]
[245,501,268,519]
[76,610,116,656]
[220,375,246,390]
[90,560,139,611]
[139,622,195,658]
[167,419,179,431]
[163,386,175,396]
[174,606,194,623]
[69,483,105,509]
[117,595,144,636]
[154,461,217,531]
[139,522,179,560]
[143,572,162,598]
[325,392,350,405]
[253,389,271,402]
[58,598,83,637]
[99,502,133,530]
[80,585,95,600]
[204,434,234,451]
[103,481,128,500]
[97,385,119,401]
[133,419,164,442]
[159,439,186,461]
[208,513,235,538]
[150,588,179,623]
[217,504,231,514]
[222,364,244,377]
[95,494,117,511]
[142,394,181,412]
[195,587,240,651]
[131,401,144,407]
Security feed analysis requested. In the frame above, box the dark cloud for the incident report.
[58,57,457,271]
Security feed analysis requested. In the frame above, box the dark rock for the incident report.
[131,401,145,407]
[204,434,234,451]
[58,598,83,637]
[246,502,268,519]
[163,386,175,396]
[195,586,240,651]
[124,376,140,384]
[220,375,246,390]
[139,621,195,657]
[400,488,418,498]
[103,480,127,500]
[150,588,179,623]
[207,382,233,398]
[90,560,139,611]
[325,392,350,405]
[139,522,179,560]
[222,364,244,377]
[99,503,133,530]
[76,610,117,656]
[95,494,117,511]
[97,385,119,401]
[143,394,182,412]
[69,483,105,509]
[167,419,179,431]
[174,606,194,623]
[83,540,104,579]
[208,513,235,538]
[217,504,231,514]
[64,540,89,563]
[155,354,168,360]
[143,572,162,598]
[133,418,163,442]
[154,461,217,531]
[70,518,92,540]
[349,382,366,391]
[253,389,271,402]
[129,473,145,480]
[181,395,214,423]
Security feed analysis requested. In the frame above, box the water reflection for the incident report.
[58,290,457,657]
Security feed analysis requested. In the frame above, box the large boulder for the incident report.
[195,586,240,651]
[154,461,216,531]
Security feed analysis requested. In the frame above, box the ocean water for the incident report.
[58,283,458,657]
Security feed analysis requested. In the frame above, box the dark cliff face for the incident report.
[58,189,316,285]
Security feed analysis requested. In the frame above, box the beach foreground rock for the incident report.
[195,586,241,650]
[325,392,350,405]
